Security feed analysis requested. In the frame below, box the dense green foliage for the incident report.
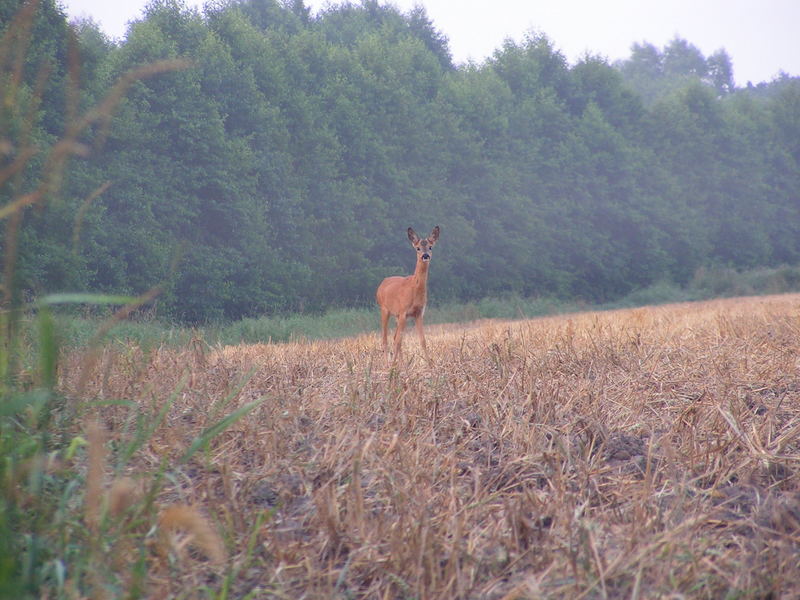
[3,0,799,322]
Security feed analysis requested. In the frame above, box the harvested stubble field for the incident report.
[62,294,800,599]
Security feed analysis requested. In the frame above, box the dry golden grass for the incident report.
[61,294,800,598]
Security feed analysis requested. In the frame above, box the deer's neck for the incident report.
[412,259,430,295]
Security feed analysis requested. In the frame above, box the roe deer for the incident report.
[376,226,440,364]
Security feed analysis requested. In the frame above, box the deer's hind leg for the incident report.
[392,314,407,362]
[415,314,431,364]
[380,307,391,355]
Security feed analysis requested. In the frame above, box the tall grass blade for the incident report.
[36,307,57,391]
[39,293,140,306]
[179,399,264,465]
[209,367,257,423]
[117,373,188,468]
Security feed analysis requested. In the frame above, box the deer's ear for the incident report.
[408,228,420,244]
[428,225,440,245]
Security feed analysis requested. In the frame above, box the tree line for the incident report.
[3,0,799,322]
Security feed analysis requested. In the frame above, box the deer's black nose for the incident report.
[422,253,430,260]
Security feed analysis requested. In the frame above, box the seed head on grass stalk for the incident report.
[158,504,227,566]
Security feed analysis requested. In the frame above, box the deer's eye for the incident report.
[417,247,421,251]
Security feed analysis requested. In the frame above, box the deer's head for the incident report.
[408,226,440,263]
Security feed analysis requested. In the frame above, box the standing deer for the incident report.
[376,226,440,364]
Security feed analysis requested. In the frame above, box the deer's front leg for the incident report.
[415,314,431,364]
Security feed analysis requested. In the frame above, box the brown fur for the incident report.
[376,226,439,363]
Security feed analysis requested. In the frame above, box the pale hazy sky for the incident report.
[61,0,799,85]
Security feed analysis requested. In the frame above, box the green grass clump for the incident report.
[217,307,378,344]
[28,263,800,352]
[690,264,800,298]
[52,314,197,349]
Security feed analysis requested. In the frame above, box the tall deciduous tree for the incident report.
[7,0,800,321]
